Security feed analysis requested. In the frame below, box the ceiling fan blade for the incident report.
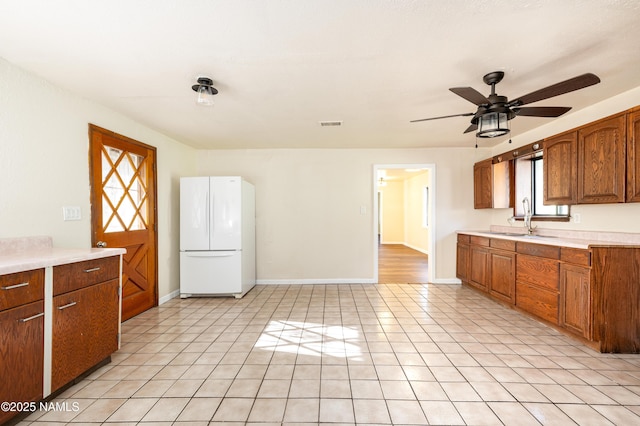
[450,87,490,106]
[463,123,478,134]
[514,106,572,117]
[510,73,600,106]
[410,112,474,123]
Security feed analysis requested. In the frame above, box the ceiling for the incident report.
[1,1,639,150]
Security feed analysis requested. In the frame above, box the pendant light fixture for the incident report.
[191,77,218,106]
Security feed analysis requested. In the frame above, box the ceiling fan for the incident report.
[411,71,601,138]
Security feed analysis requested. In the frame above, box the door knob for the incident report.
[96,241,108,248]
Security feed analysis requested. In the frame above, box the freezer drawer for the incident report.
[180,251,242,296]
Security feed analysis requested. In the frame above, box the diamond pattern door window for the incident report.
[102,146,149,233]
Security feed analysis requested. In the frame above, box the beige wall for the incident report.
[196,148,490,283]
[0,58,197,300]
[379,181,404,243]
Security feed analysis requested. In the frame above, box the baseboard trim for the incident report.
[431,278,462,284]
[159,289,180,305]
[404,243,429,256]
[256,278,377,285]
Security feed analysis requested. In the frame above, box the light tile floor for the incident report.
[22,284,640,425]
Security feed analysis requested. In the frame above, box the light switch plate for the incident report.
[62,206,82,221]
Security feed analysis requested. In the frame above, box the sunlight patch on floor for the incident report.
[254,320,364,359]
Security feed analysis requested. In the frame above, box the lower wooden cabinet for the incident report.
[457,233,640,352]
[515,253,560,324]
[469,245,490,291]
[456,242,470,282]
[52,279,119,392]
[0,300,44,425]
[489,249,515,303]
[560,263,591,339]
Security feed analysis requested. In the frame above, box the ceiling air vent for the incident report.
[319,121,343,127]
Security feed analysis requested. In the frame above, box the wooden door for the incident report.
[89,124,157,321]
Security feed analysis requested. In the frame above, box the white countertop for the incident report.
[458,227,640,249]
[0,236,126,275]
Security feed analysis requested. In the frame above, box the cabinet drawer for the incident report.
[457,234,470,244]
[469,236,490,247]
[491,238,516,252]
[517,242,560,259]
[0,269,44,311]
[516,281,559,324]
[561,248,591,267]
[517,254,559,290]
[53,256,119,296]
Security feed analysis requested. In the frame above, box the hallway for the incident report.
[378,244,429,284]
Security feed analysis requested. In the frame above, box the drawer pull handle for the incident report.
[1,282,29,290]
[19,312,44,323]
[57,301,77,310]
[84,267,101,273]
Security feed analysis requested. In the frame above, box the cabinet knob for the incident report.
[96,241,107,248]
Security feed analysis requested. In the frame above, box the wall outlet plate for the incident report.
[62,206,82,221]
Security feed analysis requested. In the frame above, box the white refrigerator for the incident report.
[179,176,256,298]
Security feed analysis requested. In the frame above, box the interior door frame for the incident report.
[88,124,159,316]
[373,163,436,284]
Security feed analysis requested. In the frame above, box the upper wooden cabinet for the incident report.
[544,131,577,205]
[626,107,640,202]
[474,159,492,209]
[474,158,511,209]
[577,113,626,204]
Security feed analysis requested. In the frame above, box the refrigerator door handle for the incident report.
[184,251,238,258]
[205,190,209,238]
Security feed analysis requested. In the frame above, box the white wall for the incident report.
[197,147,490,283]
[489,86,640,234]
[0,58,197,300]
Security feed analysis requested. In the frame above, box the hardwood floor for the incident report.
[378,243,429,283]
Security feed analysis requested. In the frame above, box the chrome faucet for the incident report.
[523,197,535,235]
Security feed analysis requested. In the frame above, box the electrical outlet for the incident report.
[63,206,82,221]
[573,213,581,224]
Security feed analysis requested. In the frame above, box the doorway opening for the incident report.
[373,164,435,284]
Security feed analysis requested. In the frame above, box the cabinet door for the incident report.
[560,264,591,339]
[489,249,516,304]
[544,132,577,205]
[456,243,470,282]
[0,301,44,425]
[52,279,119,392]
[474,159,493,209]
[577,114,626,204]
[627,109,640,202]
[469,245,490,291]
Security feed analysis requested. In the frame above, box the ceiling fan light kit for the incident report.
[411,70,601,141]
[476,111,510,138]
[191,77,218,106]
